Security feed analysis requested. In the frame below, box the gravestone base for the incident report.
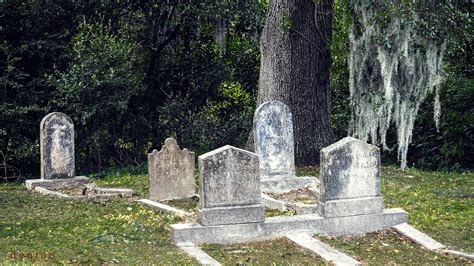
[317,196,384,218]
[25,176,90,190]
[197,204,265,226]
[261,176,317,193]
[172,208,408,244]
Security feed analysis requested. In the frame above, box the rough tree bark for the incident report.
[249,0,334,166]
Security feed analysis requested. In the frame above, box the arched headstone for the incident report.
[254,101,296,179]
[40,112,75,179]
[253,101,316,193]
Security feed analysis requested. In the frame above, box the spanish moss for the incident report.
[349,3,446,169]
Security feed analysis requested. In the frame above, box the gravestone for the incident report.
[197,145,264,226]
[318,137,384,217]
[254,101,295,178]
[40,112,75,179]
[254,101,315,193]
[148,138,195,201]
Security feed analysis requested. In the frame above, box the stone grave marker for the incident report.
[254,101,315,192]
[197,145,265,226]
[148,138,195,201]
[254,101,295,178]
[318,137,384,217]
[40,112,75,179]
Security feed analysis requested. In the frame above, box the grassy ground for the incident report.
[0,166,472,264]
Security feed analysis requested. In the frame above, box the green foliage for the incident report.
[331,0,351,139]
[331,1,473,170]
[409,78,474,171]
[1,1,264,177]
[0,0,78,178]
[1,0,471,176]
[156,81,254,155]
[49,22,145,172]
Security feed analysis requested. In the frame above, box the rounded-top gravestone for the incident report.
[253,101,295,179]
[40,112,75,179]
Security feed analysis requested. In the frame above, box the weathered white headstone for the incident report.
[40,112,75,179]
[254,101,295,178]
[318,137,384,217]
[148,138,195,201]
[197,145,264,226]
[254,101,316,193]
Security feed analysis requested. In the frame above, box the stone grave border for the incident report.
[171,208,408,244]
[26,177,135,200]
[394,223,474,261]
[261,184,321,215]
[138,198,192,218]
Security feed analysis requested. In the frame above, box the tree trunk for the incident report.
[253,0,334,166]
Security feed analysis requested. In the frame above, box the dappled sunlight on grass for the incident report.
[1,165,472,263]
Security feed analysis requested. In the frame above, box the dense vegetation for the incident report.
[1,1,472,179]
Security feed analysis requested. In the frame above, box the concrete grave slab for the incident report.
[171,208,407,244]
[25,176,90,190]
[394,223,474,262]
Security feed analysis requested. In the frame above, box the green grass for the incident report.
[201,239,325,265]
[164,197,199,213]
[0,166,472,264]
[381,166,473,253]
[0,184,193,264]
[320,229,465,264]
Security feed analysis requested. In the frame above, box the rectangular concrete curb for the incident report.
[197,204,265,226]
[261,176,318,193]
[95,188,135,197]
[26,176,90,190]
[393,223,445,250]
[261,193,319,215]
[441,249,474,261]
[261,193,289,211]
[176,242,221,265]
[137,199,192,217]
[318,196,384,218]
[171,208,407,244]
[34,186,73,199]
[286,232,361,265]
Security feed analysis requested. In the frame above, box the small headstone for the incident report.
[318,137,384,217]
[197,145,264,226]
[254,101,295,179]
[40,112,75,179]
[253,101,315,193]
[148,138,195,201]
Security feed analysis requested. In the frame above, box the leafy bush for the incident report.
[408,78,474,171]
[49,22,146,173]
[156,81,255,156]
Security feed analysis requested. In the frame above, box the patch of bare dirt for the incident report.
[267,188,317,204]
